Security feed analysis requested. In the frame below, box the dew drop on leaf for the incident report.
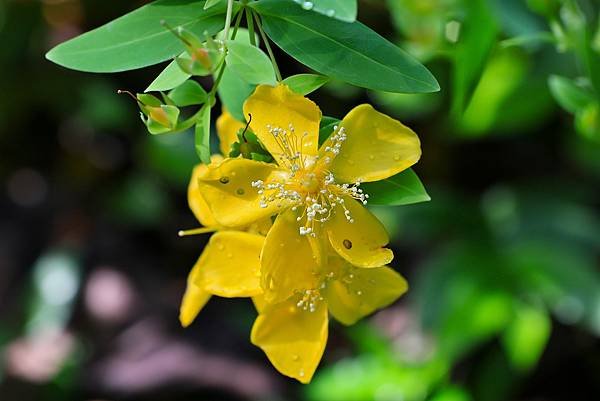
[299,1,314,11]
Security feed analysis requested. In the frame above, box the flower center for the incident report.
[252,124,369,236]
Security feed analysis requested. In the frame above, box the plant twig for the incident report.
[253,10,282,82]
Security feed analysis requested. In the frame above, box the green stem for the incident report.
[206,9,243,100]
[253,10,282,82]
[223,0,235,40]
[246,7,256,46]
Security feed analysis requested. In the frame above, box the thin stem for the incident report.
[223,0,235,40]
[246,7,256,46]
[253,10,282,82]
[206,9,244,101]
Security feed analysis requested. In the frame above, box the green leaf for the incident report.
[195,105,212,163]
[452,0,499,116]
[318,116,340,145]
[501,304,551,371]
[46,0,228,73]
[548,75,596,114]
[283,73,329,95]
[168,80,207,106]
[204,0,224,10]
[251,0,439,93]
[361,169,430,206]
[579,27,600,97]
[575,101,600,141]
[146,58,191,92]
[225,40,277,85]
[292,0,357,23]
[217,65,256,121]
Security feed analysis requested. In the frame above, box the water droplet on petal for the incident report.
[394,155,401,161]
[292,354,300,361]
[226,253,233,259]
[343,239,353,249]
[219,177,230,184]
[236,188,245,195]
[299,368,305,377]
[368,155,375,160]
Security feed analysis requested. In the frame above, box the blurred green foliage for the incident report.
[0,0,599,400]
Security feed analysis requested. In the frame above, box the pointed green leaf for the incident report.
[225,40,277,85]
[361,169,430,206]
[195,105,212,163]
[292,0,357,23]
[451,0,499,116]
[549,75,596,114]
[204,0,225,10]
[46,0,228,73]
[169,80,208,106]
[283,73,329,95]
[251,0,439,93]
[146,57,191,92]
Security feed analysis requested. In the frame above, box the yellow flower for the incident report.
[197,84,421,303]
[179,109,270,327]
[251,253,408,383]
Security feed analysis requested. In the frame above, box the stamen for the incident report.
[252,123,368,235]
[177,227,218,237]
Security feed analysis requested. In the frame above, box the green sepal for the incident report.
[142,104,180,135]
[250,152,273,163]
[176,55,212,76]
[137,93,162,107]
[228,142,241,157]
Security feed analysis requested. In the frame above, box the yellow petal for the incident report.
[323,104,421,183]
[179,262,212,327]
[217,108,245,156]
[193,231,264,297]
[252,294,268,314]
[187,159,222,227]
[251,298,328,383]
[197,158,288,227]
[326,261,408,326]
[243,84,321,167]
[326,198,393,268]
[261,210,321,303]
